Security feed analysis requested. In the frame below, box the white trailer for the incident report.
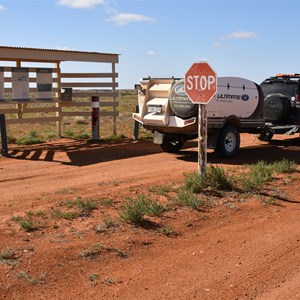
[133,77,265,158]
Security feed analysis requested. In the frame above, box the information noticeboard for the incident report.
[36,68,53,100]
[12,67,30,101]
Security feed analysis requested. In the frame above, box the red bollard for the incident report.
[91,96,99,140]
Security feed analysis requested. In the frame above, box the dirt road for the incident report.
[0,134,299,299]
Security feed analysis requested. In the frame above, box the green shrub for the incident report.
[149,185,173,196]
[95,217,118,233]
[51,209,78,220]
[271,159,297,174]
[102,133,126,142]
[11,215,42,231]
[57,197,97,218]
[159,226,178,237]
[15,131,45,145]
[174,190,204,210]
[184,172,206,193]
[0,248,18,265]
[99,198,114,208]
[119,195,166,224]
[239,161,273,192]
[74,133,90,139]
[205,165,234,191]
[80,243,103,260]
[184,165,233,193]
[63,129,75,137]
[74,196,98,217]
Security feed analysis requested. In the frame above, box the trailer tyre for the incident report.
[160,135,184,153]
[215,125,240,158]
[258,128,273,142]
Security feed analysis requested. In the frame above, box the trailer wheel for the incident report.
[258,128,273,142]
[160,134,184,153]
[215,125,240,158]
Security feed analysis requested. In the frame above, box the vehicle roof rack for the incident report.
[275,73,300,78]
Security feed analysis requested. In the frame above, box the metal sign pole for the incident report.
[198,104,207,175]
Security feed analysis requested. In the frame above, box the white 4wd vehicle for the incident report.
[133,77,265,158]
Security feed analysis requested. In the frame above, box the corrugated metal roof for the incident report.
[0,45,120,56]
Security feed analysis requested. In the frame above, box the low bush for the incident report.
[11,214,42,231]
[15,131,45,145]
[174,190,204,210]
[184,165,233,193]
[272,159,297,174]
[119,195,166,224]
[239,161,274,192]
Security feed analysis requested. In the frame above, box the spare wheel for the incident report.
[169,79,198,119]
[264,93,291,123]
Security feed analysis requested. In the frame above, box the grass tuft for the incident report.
[11,214,42,232]
[272,159,297,174]
[149,184,173,196]
[119,195,166,224]
[159,226,178,237]
[51,209,78,220]
[174,190,204,210]
[0,248,18,265]
[184,165,233,193]
[74,196,98,217]
[16,271,46,285]
[15,131,45,145]
[239,161,273,192]
[95,217,118,233]
[99,198,114,208]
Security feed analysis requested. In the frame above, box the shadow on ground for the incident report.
[5,136,300,167]
[177,137,300,165]
[6,138,163,166]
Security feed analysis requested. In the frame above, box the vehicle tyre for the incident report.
[258,128,273,141]
[160,134,184,153]
[264,93,291,123]
[215,125,240,158]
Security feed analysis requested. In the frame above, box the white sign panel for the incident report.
[36,68,53,100]
[207,77,259,118]
[0,67,4,101]
[12,67,30,101]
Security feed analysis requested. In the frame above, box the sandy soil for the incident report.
[0,133,300,300]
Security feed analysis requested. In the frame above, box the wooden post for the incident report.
[0,114,8,156]
[198,104,208,175]
[91,96,100,140]
[56,62,62,137]
[112,63,117,135]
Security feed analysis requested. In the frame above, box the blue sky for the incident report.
[0,0,299,88]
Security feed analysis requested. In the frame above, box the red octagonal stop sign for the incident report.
[185,62,217,104]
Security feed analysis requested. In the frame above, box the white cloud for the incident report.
[228,31,258,39]
[0,4,6,10]
[212,42,221,48]
[196,57,209,62]
[57,0,105,9]
[108,13,155,26]
[146,50,156,55]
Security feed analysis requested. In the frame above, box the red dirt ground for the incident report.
[0,133,300,300]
